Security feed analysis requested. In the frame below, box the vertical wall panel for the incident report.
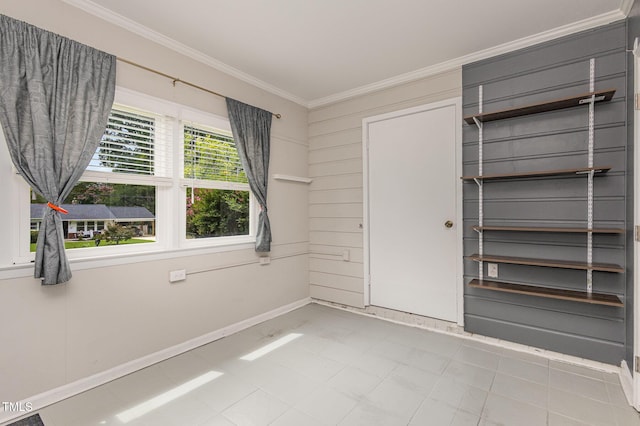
[625,0,640,373]
[462,21,628,365]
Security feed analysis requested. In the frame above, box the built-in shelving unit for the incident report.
[463,89,616,124]
[468,279,623,307]
[464,65,622,306]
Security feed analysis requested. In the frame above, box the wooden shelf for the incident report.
[469,254,624,273]
[468,279,623,307]
[461,166,610,181]
[472,226,624,234]
[463,89,616,125]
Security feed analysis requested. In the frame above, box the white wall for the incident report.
[0,0,309,403]
[308,70,462,307]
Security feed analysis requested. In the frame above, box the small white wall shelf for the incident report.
[273,174,312,184]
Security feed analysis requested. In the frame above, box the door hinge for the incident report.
[636,225,640,242]
[635,93,640,110]
[635,356,640,373]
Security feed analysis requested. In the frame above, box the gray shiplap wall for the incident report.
[462,21,628,364]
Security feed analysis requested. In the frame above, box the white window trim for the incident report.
[4,87,257,272]
[178,118,256,249]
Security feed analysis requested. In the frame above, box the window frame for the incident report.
[179,118,257,249]
[9,87,257,266]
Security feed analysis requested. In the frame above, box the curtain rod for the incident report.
[117,57,282,119]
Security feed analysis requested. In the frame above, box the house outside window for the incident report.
[29,202,156,250]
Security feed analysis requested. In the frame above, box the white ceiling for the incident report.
[66,0,630,107]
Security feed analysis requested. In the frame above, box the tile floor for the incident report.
[11,303,640,425]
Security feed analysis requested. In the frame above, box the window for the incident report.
[183,125,251,240]
[28,104,165,254]
[14,88,255,263]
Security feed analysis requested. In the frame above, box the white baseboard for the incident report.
[621,360,634,407]
[0,297,311,425]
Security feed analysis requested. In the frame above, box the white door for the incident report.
[364,99,459,322]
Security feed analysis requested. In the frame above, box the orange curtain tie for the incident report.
[47,202,69,214]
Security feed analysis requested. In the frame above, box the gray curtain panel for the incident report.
[226,98,273,252]
[0,15,116,285]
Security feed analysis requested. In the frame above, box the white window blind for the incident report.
[183,125,247,184]
[87,106,172,179]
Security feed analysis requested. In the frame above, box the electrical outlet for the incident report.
[488,263,498,278]
[169,269,186,282]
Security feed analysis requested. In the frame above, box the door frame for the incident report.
[634,51,640,410]
[362,97,464,326]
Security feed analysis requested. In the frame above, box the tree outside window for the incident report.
[183,125,250,239]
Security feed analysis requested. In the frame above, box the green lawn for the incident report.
[30,238,154,252]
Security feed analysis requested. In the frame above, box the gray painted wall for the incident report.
[462,21,628,365]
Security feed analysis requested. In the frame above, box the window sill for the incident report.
[0,238,256,280]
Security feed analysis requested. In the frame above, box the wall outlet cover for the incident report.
[488,263,498,278]
[169,269,186,282]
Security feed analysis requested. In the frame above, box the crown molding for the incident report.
[308,8,627,109]
[61,0,627,110]
[60,0,308,107]
[620,0,635,16]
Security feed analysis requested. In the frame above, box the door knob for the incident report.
[444,220,454,229]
